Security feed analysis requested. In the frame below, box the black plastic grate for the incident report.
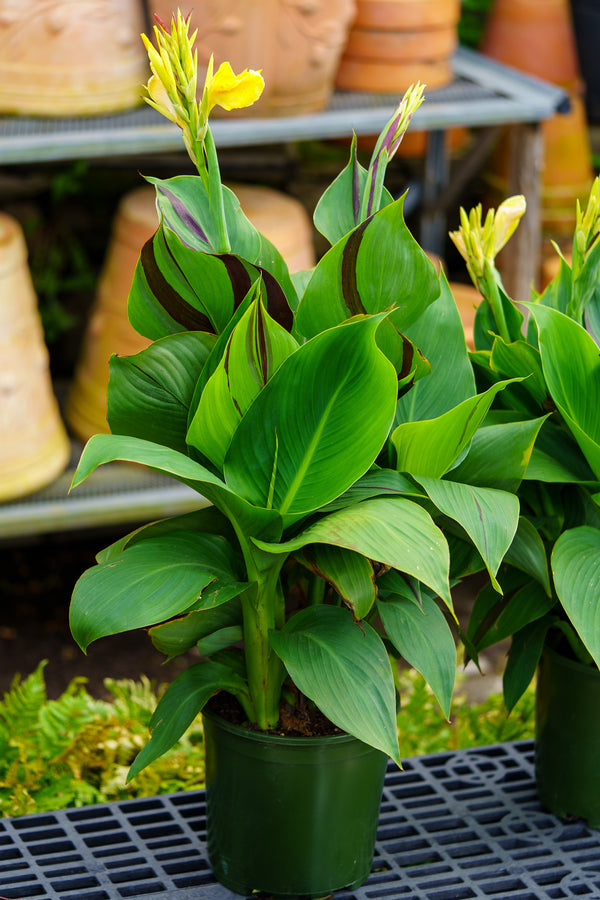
[1,741,600,900]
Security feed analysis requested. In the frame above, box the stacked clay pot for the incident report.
[0,0,148,116]
[0,213,70,501]
[336,0,460,93]
[66,183,315,443]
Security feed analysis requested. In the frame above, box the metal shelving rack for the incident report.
[0,48,567,540]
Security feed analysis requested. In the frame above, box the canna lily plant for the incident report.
[69,11,527,777]
[451,184,600,708]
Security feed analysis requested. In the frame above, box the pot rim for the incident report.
[202,705,374,750]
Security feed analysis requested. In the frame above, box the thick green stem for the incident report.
[240,549,286,730]
[203,127,231,254]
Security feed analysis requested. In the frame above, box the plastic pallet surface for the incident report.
[1,740,599,900]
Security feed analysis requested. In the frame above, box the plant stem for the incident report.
[241,549,286,730]
[203,127,231,254]
[482,259,511,344]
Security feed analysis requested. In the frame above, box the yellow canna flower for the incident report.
[492,195,527,256]
[449,195,526,283]
[203,59,265,113]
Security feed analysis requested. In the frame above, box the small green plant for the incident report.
[0,661,534,818]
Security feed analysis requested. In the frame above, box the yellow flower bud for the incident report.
[492,195,526,255]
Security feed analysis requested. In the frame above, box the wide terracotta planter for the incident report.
[535,646,600,827]
[150,0,356,116]
[336,0,460,93]
[202,707,388,897]
[0,0,148,117]
[66,183,315,443]
[0,213,70,501]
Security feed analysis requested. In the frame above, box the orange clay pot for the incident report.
[481,0,580,89]
[0,213,70,501]
[150,0,356,116]
[336,0,459,93]
[66,183,315,442]
[0,0,148,117]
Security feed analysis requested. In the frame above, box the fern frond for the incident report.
[0,660,47,736]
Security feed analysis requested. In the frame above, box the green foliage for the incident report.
[0,661,534,817]
[0,662,204,817]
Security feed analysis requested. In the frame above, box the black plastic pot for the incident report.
[202,708,388,898]
[535,646,600,827]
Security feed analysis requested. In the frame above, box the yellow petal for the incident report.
[206,61,265,112]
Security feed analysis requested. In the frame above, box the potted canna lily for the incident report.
[69,11,526,896]
[451,185,600,827]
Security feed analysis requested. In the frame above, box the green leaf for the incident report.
[107,332,216,454]
[128,661,249,779]
[468,578,555,654]
[503,516,551,594]
[313,135,394,244]
[396,274,476,424]
[527,304,600,478]
[552,526,600,667]
[71,434,283,542]
[187,293,297,468]
[449,415,548,492]
[270,605,400,762]
[414,476,519,592]
[489,337,547,412]
[149,599,244,658]
[392,380,518,478]
[503,616,552,712]
[297,545,376,619]
[256,496,451,608]
[474,287,525,351]
[196,626,244,657]
[524,418,599,483]
[377,592,456,717]
[70,531,240,650]
[296,196,440,340]
[224,316,398,519]
[319,468,420,513]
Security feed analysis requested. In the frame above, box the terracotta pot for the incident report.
[0,213,70,502]
[449,281,481,349]
[0,0,148,117]
[482,0,580,89]
[336,0,459,93]
[150,0,356,116]
[66,183,315,442]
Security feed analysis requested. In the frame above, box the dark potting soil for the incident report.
[206,689,344,738]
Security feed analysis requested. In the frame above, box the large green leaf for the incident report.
[527,304,600,478]
[224,316,398,519]
[392,380,517,478]
[449,414,548,492]
[552,526,600,667]
[255,496,451,608]
[107,332,215,454]
[269,605,400,762]
[128,661,250,779]
[467,577,555,655]
[296,545,376,619]
[70,531,240,650]
[396,274,476,424]
[414,476,519,592]
[377,592,456,717]
[151,176,298,311]
[295,196,440,340]
[71,433,283,542]
[187,295,298,469]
